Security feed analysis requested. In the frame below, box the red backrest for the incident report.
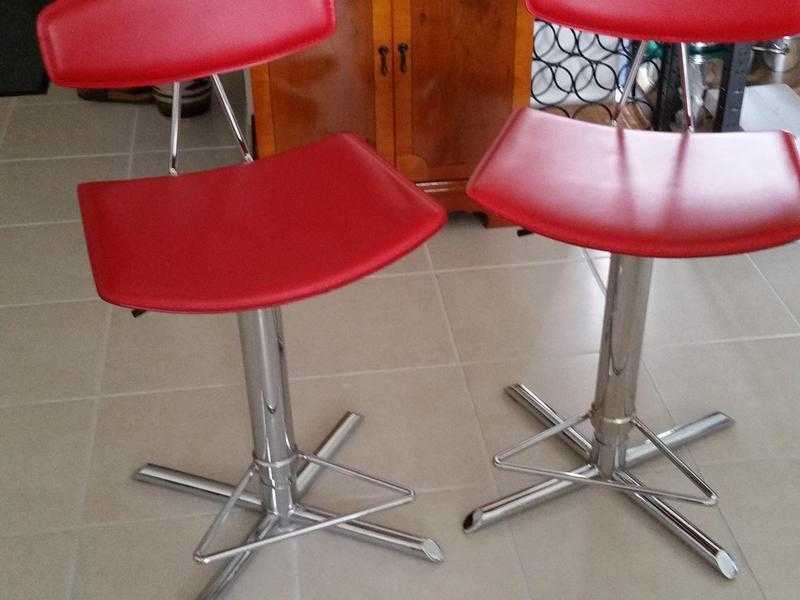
[524,0,800,43]
[37,0,336,88]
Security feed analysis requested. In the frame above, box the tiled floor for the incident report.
[1,78,798,600]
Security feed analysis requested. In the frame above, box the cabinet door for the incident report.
[392,0,532,182]
[252,0,395,161]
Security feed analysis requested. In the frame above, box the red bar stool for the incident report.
[463,0,800,579]
[38,1,445,598]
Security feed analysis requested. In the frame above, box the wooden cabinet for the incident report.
[251,0,532,225]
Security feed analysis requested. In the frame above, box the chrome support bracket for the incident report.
[493,410,718,506]
[193,453,415,565]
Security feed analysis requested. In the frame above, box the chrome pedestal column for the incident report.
[134,308,442,600]
[463,255,739,579]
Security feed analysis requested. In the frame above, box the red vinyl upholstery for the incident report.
[37,0,335,88]
[524,1,800,43]
[78,134,445,313]
[467,109,800,258]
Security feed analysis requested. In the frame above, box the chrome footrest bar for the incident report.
[193,453,415,564]
[295,412,363,497]
[493,401,719,506]
[134,463,442,563]
[464,411,732,530]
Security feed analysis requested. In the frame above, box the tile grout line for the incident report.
[746,253,800,330]
[65,102,140,600]
[61,534,81,600]
[426,245,537,600]
[17,99,86,107]
[0,296,103,310]
[63,304,112,600]
[4,329,799,410]
[0,482,489,542]
[0,511,224,542]
[366,268,434,280]
[643,330,800,351]
[0,363,471,410]
[712,504,770,600]
[0,151,131,164]
[433,256,583,274]
[130,143,238,156]
[128,105,141,158]
[0,219,83,230]
[0,102,16,149]
[290,360,460,382]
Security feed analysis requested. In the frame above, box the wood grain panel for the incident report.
[252,1,394,160]
[394,0,529,182]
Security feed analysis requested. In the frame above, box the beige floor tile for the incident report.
[131,147,244,178]
[0,532,77,600]
[703,460,800,600]
[644,256,799,347]
[437,262,605,362]
[0,301,108,405]
[645,337,800,465]
[291,366,493,504]
[0,103,135,158]
[463,354,676,496]
[72,513,298,600]
[368,244,432,276]
[133,101,247,152]
[428,213,581,270]
[101,308,242,394]
[594,255,800,347]
[750,244,800,321]
[507,462,763,600]
[283,274,455,377]
[0,105,14,144]
[297,485,530,600]
[0,400,95,536]
[0,155,128,225]
[84,386,252,524]
[15,84,82,105]
[0,222,94,304]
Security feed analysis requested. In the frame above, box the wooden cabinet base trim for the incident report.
[418,180,514,228]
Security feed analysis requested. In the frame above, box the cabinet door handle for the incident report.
[378,45,389,76]
[398,43,409,73]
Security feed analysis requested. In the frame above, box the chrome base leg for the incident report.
[463,384,738,579]
[134,411,442,599]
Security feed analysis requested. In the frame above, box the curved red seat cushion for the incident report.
[467,109,800,258]
[37,0,335,88]
[524,0,800,43]
[78,134,445,313]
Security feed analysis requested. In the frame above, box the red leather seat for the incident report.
[524,0,800,43]
[38,0,335,88]
[467,109,800,258]
[79,134,445,313]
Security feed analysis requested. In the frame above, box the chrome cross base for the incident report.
[463,384,739,579]
[135,411,443,600]
[133,307,442,600]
